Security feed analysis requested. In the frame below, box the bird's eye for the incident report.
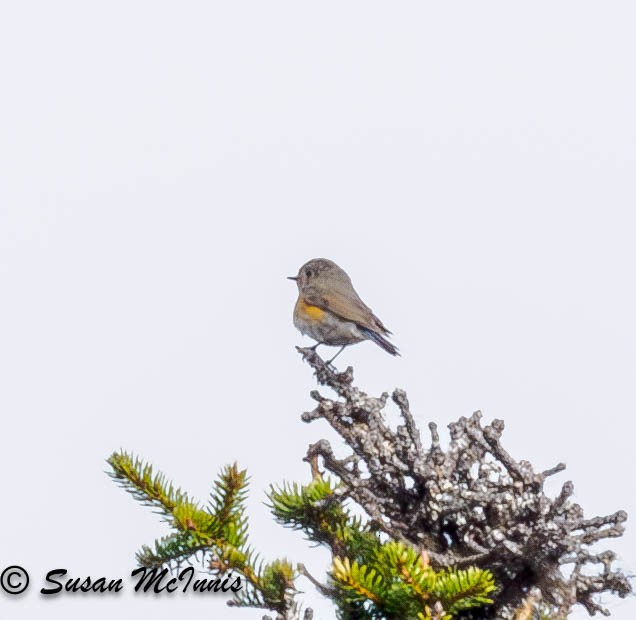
[305,268,313,278]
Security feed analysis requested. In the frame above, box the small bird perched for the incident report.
[289,258,399,362]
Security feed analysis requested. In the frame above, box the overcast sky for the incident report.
[1,2,635,619]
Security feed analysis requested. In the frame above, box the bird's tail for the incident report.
[360,327,400,356]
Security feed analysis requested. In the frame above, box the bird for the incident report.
[288,258,399,363]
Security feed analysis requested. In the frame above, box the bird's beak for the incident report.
[287,276,298,281]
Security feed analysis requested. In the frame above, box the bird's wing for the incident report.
[303,285,390,334]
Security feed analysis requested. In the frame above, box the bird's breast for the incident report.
[295,298,326,322]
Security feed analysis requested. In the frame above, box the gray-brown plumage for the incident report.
[289,258,399,358]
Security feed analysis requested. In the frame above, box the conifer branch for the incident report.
[108,452,300,617]
[108,348,631,618]
[108,451,194,519]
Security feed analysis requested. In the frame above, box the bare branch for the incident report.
[297,347,632,618]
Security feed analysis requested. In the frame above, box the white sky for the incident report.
[1,2,634,619]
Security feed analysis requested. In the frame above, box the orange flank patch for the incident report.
[300,299,326,320]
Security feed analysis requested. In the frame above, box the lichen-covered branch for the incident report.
[297,346,632,618]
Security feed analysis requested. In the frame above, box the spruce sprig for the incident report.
[108,453,495,619]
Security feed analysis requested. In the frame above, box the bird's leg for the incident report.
[326,345,346,367]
